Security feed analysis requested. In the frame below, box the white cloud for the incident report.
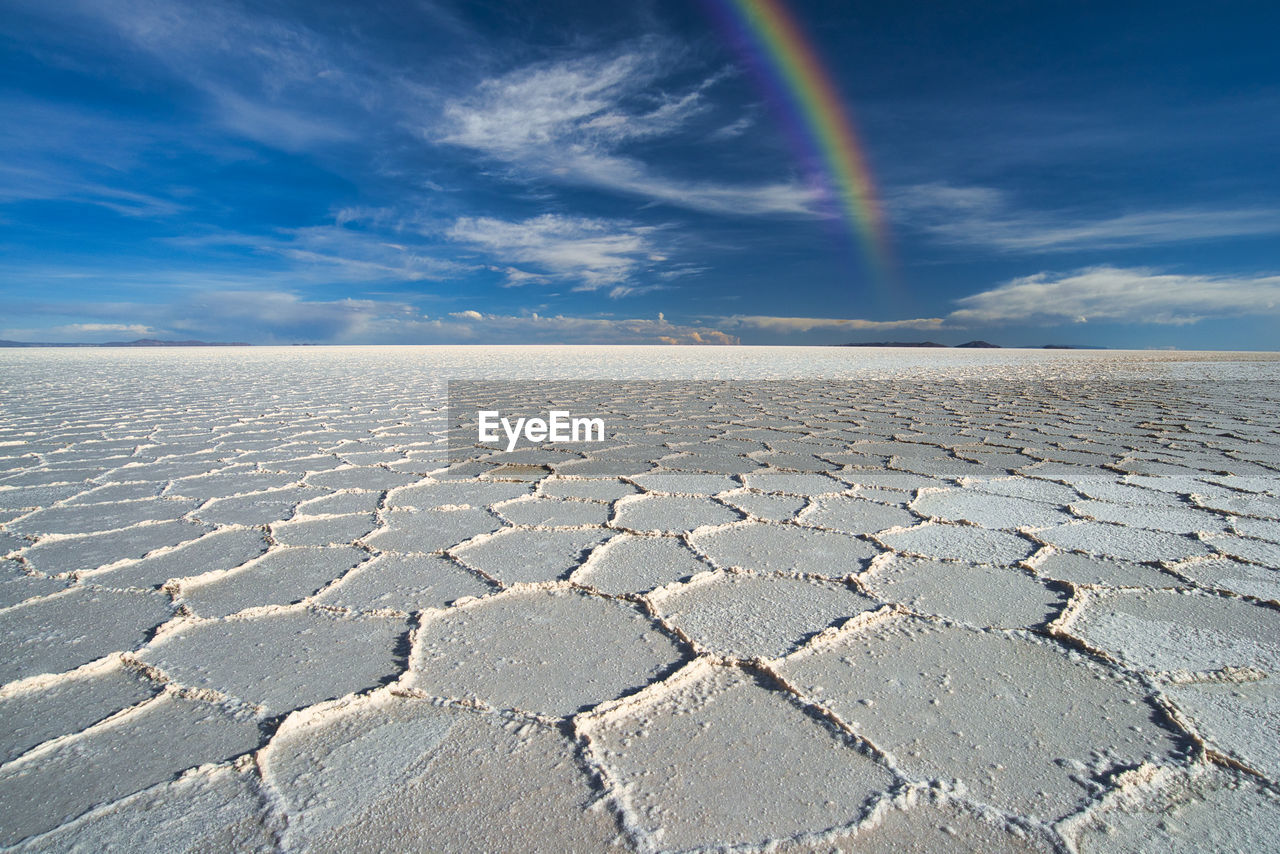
[437,49,818,216]
[205,86,354,150]
[159,290,739,344]
[715,265,1280,335]
[47,0,370,151]
[168,225,472,282]
[949,266,1280,326]
[441,50,695,155]
[709,115,755,140]
[608,284,668,299]
[487,266,551,288]
[721,315,944,333]
[0,322,156,342]
[893,182,1280,251]
[5,286,739,345]
[59,323,154,335]
[0,159,184,218]
[429,310,738,345]
[448,214,662,289]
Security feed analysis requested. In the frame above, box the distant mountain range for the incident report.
[839,341,1106,349]
[0,338,250,348]
[0,338,1110,349]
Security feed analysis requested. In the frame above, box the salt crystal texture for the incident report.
[1,346,1277,850]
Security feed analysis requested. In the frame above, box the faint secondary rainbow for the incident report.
[710,0,892,284]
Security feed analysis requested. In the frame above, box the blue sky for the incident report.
[2,0,1278,347]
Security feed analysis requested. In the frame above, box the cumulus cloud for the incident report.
[58,323,153,335]
[892,182,1280,252]
[0,322,156,342]
[438,48,818,216]
[714,265,1280,335]
[949,266,1280,325]
[431,309,738,345]
[447,214,663,289]
[9,288,738,345]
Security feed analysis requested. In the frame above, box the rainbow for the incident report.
[707,0,892,283]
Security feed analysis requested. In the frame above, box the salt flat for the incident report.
[1,345,1279,852]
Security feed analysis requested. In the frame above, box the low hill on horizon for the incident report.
[839,341,1108,349]
[0,338,250,348]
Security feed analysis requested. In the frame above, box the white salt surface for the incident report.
[0,345,1277,850]
[571,533,709,594]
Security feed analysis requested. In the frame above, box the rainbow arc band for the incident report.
[719,0,892,284]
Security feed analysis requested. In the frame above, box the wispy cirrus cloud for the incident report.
[447,214,666,291]
[893,182,1280,252]
[167,225,473,283]
[67,0,370,151]
[437,48,818,216]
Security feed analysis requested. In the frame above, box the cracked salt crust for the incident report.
[912,489,1072,529]
[539,476,640,502]
[1036,520,1212,562]
[878,521,1035,564]
[313,552,494,613]
[0,346,1278,850]
[364,507,501,553]
[12,763,279,854]
[0,657,160,764]
[409,588,684,717]
[1173,555,1280,602]
[571,533,709,595]
[139,609,409,714]
[495,496,613,527]
[176,545,371,617]
[1062,587,1280,674]
[774,795,1059,853]
[19,519,211,575]
[263,693,623,851]
[581,661,895,849]
[452,526,612,584]
[1031,551,1183,589]
[82,526,271,590]
[740,471,849,496]
[798,495,916,532]
[692,521,879,576]
[778,615,1186,821]
[0,562,69,607]
[611,493,743,533]
[1064,764,1280,853]
[1162,677,1280,779]
[861,556,1067,628]
[193,486,324,526]
[720,489,808,521]
[0,689,264,845]
[650,571,877,659]
[0,587,174,683]
[8,497,200,537]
